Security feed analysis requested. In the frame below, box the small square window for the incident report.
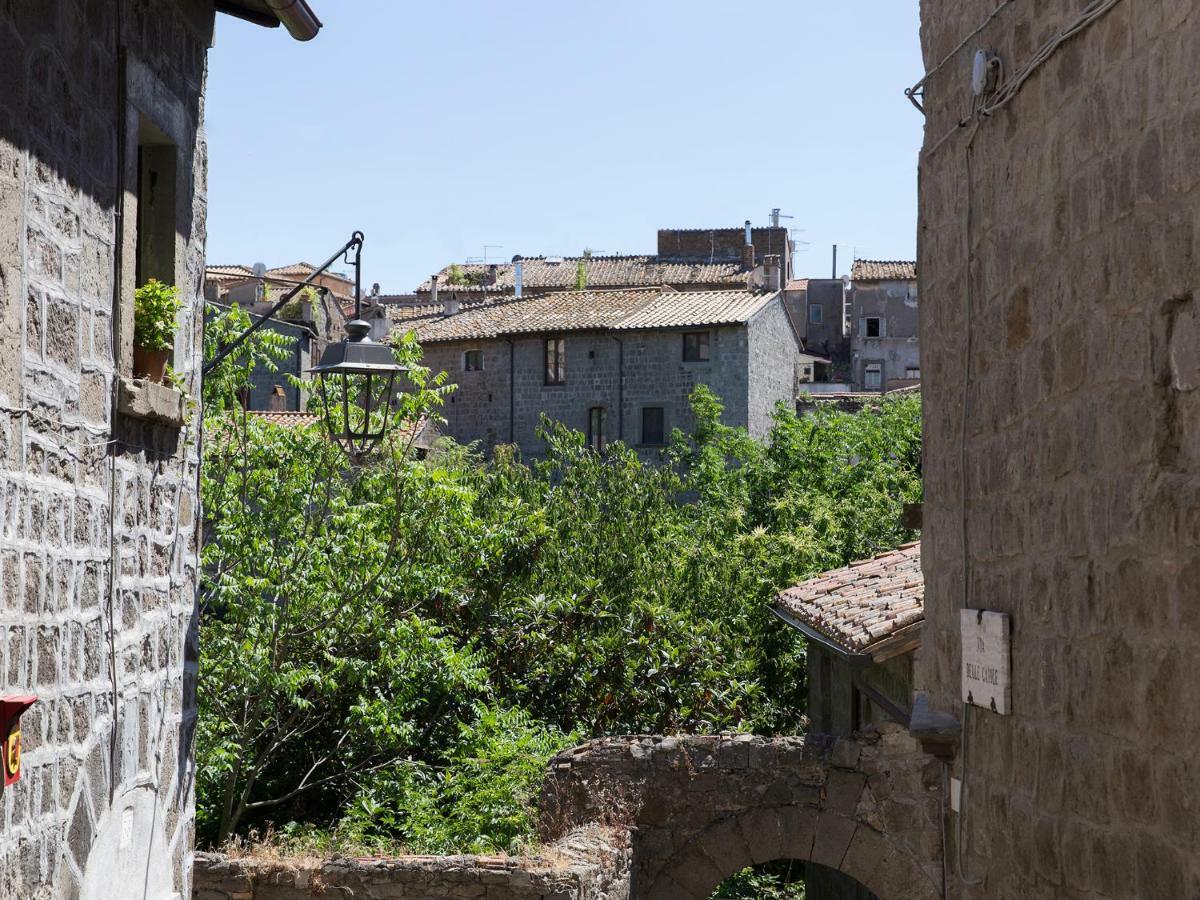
[545,337,566,385]
[682,331,710,362]
[809,304,823,325]
[587,406,606,452]
[463,349,483,371]
[641,406,665,445]
[865,317,883,338]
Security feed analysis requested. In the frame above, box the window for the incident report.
[587,407,606,452]
[135,116,177,289]
[682,331,710,362]
[863,317,884,338]
[905,366,921,379]
[641,406,665,446]
[808,304,823,325]
[544,337,565,385]
[463,349,483,371]
[864,363,883,391]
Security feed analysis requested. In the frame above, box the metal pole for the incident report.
[203,231,363,376]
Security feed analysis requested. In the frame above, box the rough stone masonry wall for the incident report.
[918,0,1200,896]
[0,2,207,897]
[539,730,942,900]
[192,827,631,900]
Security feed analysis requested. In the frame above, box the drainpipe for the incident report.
[507,339,515,443]
[265,0,322,40]
[613,336,624,442]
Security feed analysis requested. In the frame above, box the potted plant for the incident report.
[133,279,182,383]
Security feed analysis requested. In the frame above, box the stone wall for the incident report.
[849,281,920,391]
[421,308,801,458]
[539,730,942,900]
[192,827,631,900]
[0,1,209,896]
[917,0,1200,896]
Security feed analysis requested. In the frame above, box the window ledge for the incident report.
[116,377,186,427]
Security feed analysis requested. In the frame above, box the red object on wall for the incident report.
[0,697,36,786]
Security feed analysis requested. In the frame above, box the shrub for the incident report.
[134,279,182,351]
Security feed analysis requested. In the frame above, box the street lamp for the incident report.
[203,230,408,464]
[308,232,408,464]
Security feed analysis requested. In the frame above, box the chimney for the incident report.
[764,254,782,292]
[443,294,461,316]
[488,263,499,285]
[430,274,439,306]
[371,282,380,298]
[742,220,755,271]
[513,255,524,298]
[268,384,287,411]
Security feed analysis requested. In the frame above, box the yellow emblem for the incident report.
[5,730,20,778]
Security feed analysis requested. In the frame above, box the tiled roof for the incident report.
[248,410,321,427]
[775,542,923,655]
[416,255,749,294]
[206,264,254,281]
[785,279,809,292]
[851,260,917,282]
[405,288,778,344]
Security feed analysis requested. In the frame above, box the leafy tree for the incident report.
[197,318,922,851]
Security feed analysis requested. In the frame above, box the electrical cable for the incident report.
[905,0,1017,111]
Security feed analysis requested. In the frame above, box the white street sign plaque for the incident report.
[960,609,1011,714]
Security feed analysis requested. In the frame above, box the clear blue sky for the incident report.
[205,1,923,292]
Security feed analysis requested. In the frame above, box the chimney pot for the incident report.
[764,254,782,292]
[430,274,439,306]
[443,295,461,316]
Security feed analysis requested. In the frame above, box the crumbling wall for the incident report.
[193,827,631,900]
[917,0,1200,895]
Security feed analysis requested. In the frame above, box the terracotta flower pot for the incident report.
[133,346,170,383]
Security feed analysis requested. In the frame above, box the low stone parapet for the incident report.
[193,826,631,900]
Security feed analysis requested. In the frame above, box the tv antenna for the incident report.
[770,208,794,228]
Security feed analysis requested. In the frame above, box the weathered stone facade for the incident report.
[0,2,212,895]
[192,827,631,900]
[849,279,919,392]
[917,0,1200,895]
[540,730,942,900]
[421,302,803,460]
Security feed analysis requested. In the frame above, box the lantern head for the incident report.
[309,320,408,464]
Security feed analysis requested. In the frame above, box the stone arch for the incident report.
[641,806,940,900]
[539,727,943,900]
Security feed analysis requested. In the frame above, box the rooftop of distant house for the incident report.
[396,287,785,344]
[242,410,440,450]
[416,255,752,295]
[851,260,917,282]
[774,541,923,660]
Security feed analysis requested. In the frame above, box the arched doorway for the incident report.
[710,859,879,899]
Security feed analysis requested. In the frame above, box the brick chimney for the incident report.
[741,220,755,271]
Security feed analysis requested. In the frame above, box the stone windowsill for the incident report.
[116,376,186,427]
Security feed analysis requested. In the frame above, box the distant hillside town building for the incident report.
[393,282,817,458]
[848,260,919,392]
[412,222,795,303]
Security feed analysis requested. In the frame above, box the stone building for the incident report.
[916,0,1200,896]
[0,2,319,897]
[411,222,794,303]
[787,276,854,388]
[398,286,811,457]
[848,261,919,392]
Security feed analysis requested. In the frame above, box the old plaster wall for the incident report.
[0,1,207,896]
[539,731,942,900]
[918,0,1200,896]
[192,827,631,900]
[849,281,920,391]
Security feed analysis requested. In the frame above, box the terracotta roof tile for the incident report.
[851,260,917,282]
[247,411,440,448]
[775,542,923,654]
[405,288,778,344]
[417,255,749,294]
